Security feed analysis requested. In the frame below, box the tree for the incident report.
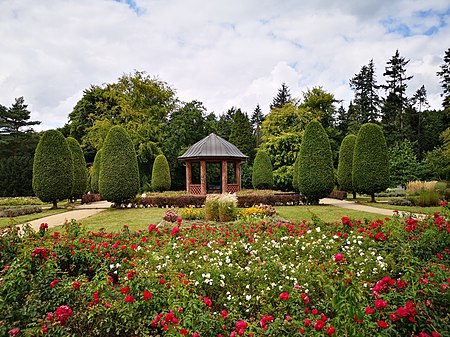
[337,134,357,198]
[388,140,419,188]
[270,83,292,109]
[151,154,171,192]
[437,47,450,113]
[297,120,334,204]
[349,60,381,128]
[90,149,103,194]
[300,86,338,128]
[381,50,413,142]
[215,108,236,141]
[352,123,389,202]
[99,126,140,205]
[251,104,264,148]
[229,108,255,160]
[292,155,300,192]
[67,137,88,200]
[252,150,273,190]
[32,130,74,208]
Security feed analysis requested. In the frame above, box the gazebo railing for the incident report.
[189,184,202,195]
[226,184,239,194]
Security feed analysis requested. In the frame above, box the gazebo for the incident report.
[178,133,248,195]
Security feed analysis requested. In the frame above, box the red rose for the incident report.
[143,290,152,301]
[365,307,375,314]
[314,320,325,331]
[72,281,81,290]
[279,292,289,300]
[377,320,388,329]
[375,299,388,310]
[326,327,335,336]
[124,295,134,303]
[334,253,343,262]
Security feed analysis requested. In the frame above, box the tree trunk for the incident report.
[371,193,376,203]
[352,191,356,199]
[52,200,58,209]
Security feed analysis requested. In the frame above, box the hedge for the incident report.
[252,150,274,189]
[99,126,140,204]
[67,137,88,199]
[337,134,356,196]
[32,130,73,208]
[352,123,389,202]
[298,120,334,204]
[151,154,171,191]
[90,149,103,194]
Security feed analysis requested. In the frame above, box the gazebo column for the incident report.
[221,160,228,193]
[185,161,192,193]
[235,161,241,191]
[200,160,207,195]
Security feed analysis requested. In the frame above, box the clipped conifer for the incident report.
[252,150,274,189]
[99,126,140,205]
[292,155,300,191]
[298,120,334,204]
[337,134,357,198]
[32,130,73,208]
[67,137,88,199]
[353,123,389,202]
[90,149,103,194]
[151,154,171,191]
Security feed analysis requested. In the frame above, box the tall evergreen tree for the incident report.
[67,137,88,200]
[349,59,381,128]
[270,83,292,109]
[251,104,264,148]
[437,47,450,113]
[337,134,357,198]
[216,108,236,140]
[381,50,413,142]
[229,109,255,161]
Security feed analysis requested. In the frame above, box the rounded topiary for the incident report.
[67,137,88,199]
[298,120,334,204]
[252,150,274,190]
[151,154,171,191]
[353,123,389,202]
[32,130,74,208]
[90,149,103,194]
[99,126,140,204]
[337,134,357,198]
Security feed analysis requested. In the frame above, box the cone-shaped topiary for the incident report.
[352,123,389,202]
[32,130,74,208]
[99,126,140,205]
[67,137,88,199]
[151,154,171,191]
[252,150,274,189]
[337,134,357,198]
[292,154,300,192]
[298,120,334,204]
[90,149,103,194]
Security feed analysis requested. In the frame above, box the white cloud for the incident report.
[0,0,449,130]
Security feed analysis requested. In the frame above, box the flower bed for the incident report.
[0,207,449,336]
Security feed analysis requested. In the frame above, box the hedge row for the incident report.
[0,206,42,218]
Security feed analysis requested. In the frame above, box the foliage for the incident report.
[180,206,204,220]
[1,207,449,337]
[251,104,265,148]
[252,150,274,190]
[270,82,292,109]
[406,180,438,193]
[229,109,255,161]
[300,86,337,128]
[353,123,389,201]
[437,47,450,112]
[260,132,302,171]
[0,206,42,218]
[292,155,300,192]
[205,194,220,221]
[99,126,140,205]
[421,146,450,181]
[0,155,35,197]
[388,140,420,187]
[337,134,357,194]
[261,103,311,139]
[32,130,74,208]
[273,165,294,192]
[218,193,238,222]
[298,120,334,204]
[151,154,171,192]
[67,137,88,199]
[238,204,276,220]
[90,149,103,194]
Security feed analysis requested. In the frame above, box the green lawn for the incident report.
[360,202,442,215]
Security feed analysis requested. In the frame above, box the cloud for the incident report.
[0,0,449,130]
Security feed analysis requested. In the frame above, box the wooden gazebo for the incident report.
[178,133,248,195]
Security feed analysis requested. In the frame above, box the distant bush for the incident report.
[252,151,274,190]
[387,198,414,206]
[151,154,171,192]
[163,209,178,223]
[32,130,74,209]
[81,194,102,204]
[328,189,347,200]
[406,180,438,194]
[218,194,238,222]
[417,190,440,207]
[205,195,220,221]
[0,206,42,218]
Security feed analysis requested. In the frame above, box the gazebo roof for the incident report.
[178,133,248,161]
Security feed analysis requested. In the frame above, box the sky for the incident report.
[0,0,449,131]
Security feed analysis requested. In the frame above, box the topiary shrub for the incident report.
[337,134,357,199]
[298,120,334,205]
[90,149,103,194]
[252,150,274,189]
[67,137,88,200]
[99,126,140,205]
[292,155,300,192]
[32,130,74,209]
[151,154,171,191]
[353,123,389,202]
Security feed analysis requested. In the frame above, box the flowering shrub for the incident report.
[81,193,102,204]
[163,208,179,223]
[0,208,449,336]
[239,204,277,220]
[180,206,204,220]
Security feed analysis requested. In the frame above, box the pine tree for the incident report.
[32,130,74,208]
[352,123,389,202]
[437,47,450,113]
[229,109,255,161]
[270,83,292,109]
[99,126,140,205]
[298,120,334,204]
[251,104,264,148]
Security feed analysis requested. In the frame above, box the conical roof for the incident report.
[178,133,248,161]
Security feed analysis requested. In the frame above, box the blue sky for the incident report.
[0,0,449,130]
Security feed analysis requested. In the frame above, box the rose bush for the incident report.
[0,206,449,336]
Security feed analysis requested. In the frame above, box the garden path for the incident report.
[22,200,112,231]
